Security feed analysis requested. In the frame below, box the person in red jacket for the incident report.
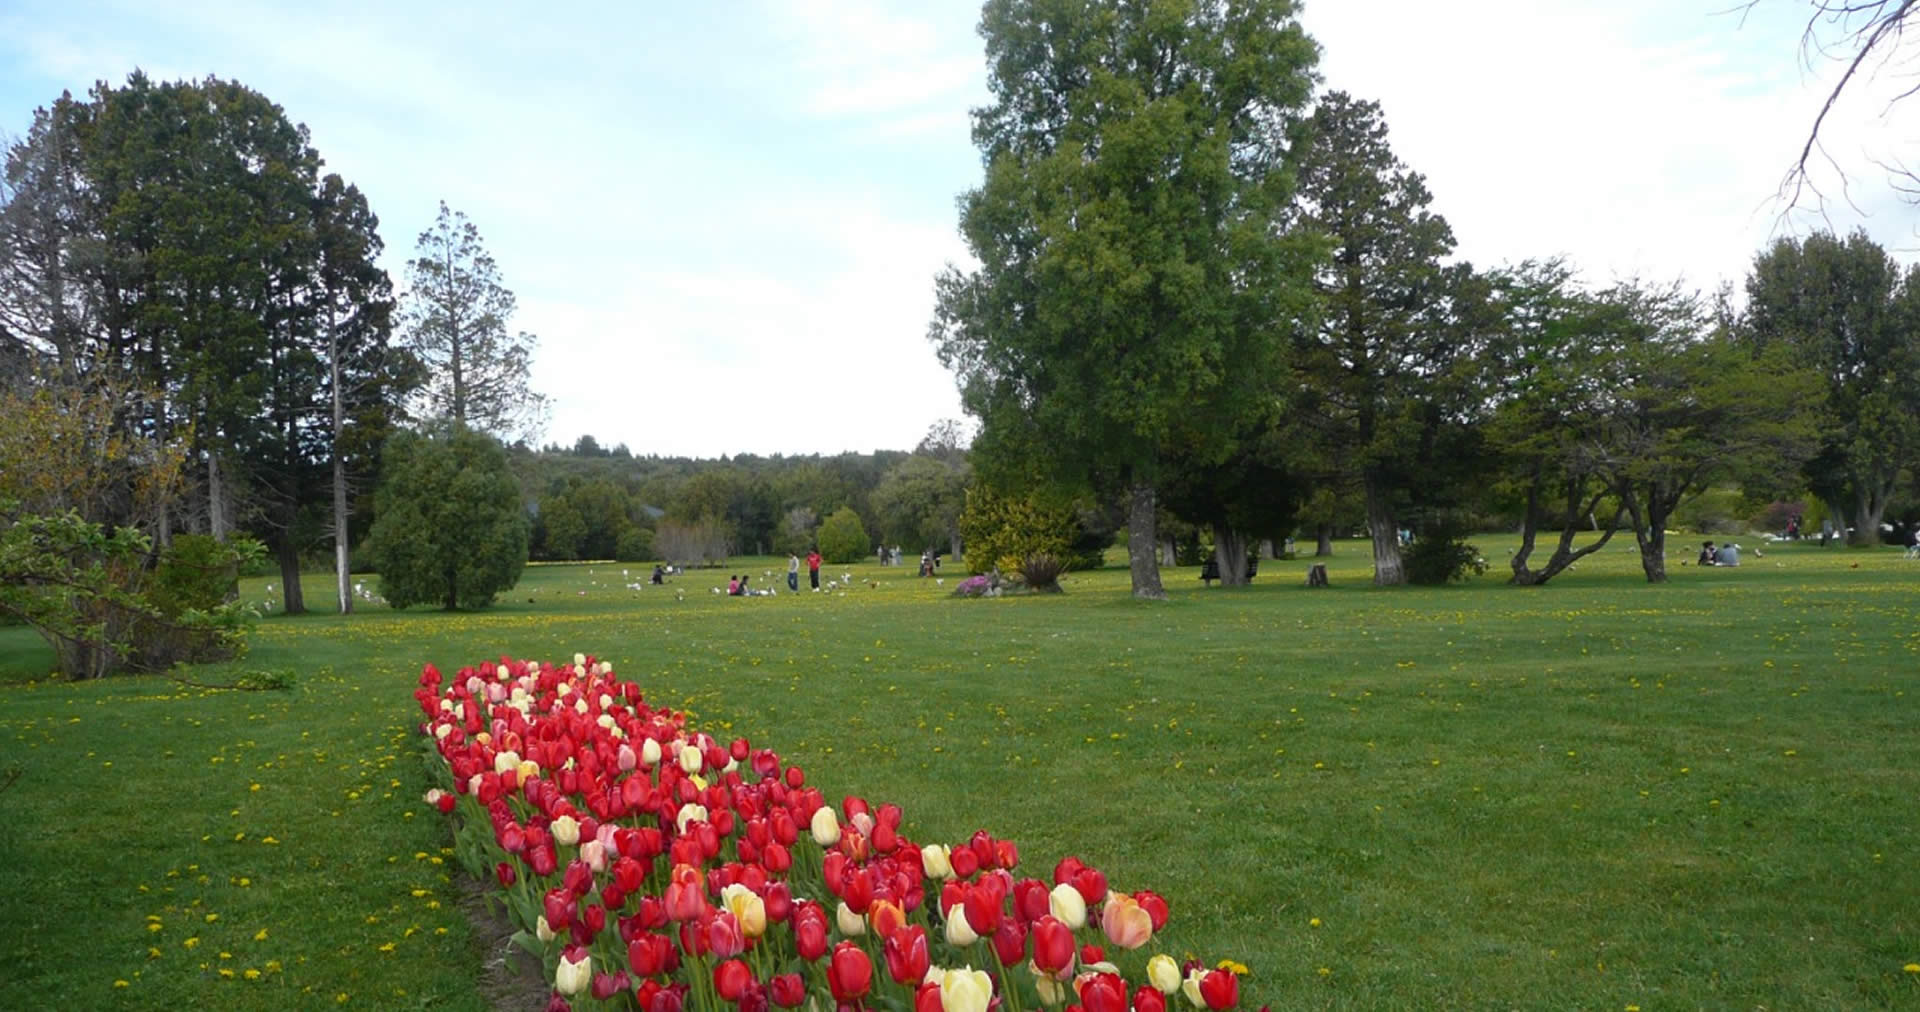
[806,549,822,591]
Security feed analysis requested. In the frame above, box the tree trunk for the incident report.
[1126,482,1166,600]
[1315,524,1334,557]
[208,453,228,541]
[1257,538,1275,560]
[1509,465,1545,586]
[1848,473,1894,547]
[1363,475,1404,586]
[275,536,306,614]
[1212,524,1249,587]
[949,530,962,563]
[1621,488,1669,584]
[330,305,352,614]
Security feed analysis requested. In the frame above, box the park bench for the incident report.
[1199,556,1258,586]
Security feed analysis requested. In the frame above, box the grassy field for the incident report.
[2,536,1917,1010]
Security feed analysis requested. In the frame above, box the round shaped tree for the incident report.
[366,425,529,610]
[815,506,871,565]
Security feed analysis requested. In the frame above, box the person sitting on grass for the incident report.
[726,575,741,596]
[1697,541,1717,566]
[1715,543,1740,567]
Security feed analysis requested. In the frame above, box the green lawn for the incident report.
[2,537,1917,1009]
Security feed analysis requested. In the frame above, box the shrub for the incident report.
[614,526,655,563]
[1016,552,1066,592]
[957,487,1073,575]
[1405,525,1488,585]
[365,426,529,610]
[146,533,244,614]
[816,506,870,564]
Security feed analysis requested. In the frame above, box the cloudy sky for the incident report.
[2,1,1913,457]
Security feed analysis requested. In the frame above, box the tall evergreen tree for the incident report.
[1290,91,1461,585]
[930,0,1321,599]
[401,202,548,441]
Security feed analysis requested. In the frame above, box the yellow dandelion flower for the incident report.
[183,937,200,949]
[1905,963,1920,973]
[218,968,235,979]
[261,836,280,845]
[244,969,261,981]
[410,889,427,898]
[147,947,161,959]
[253,928,268,941]
[147,922,163,933]
[114,980,129,988]
[378,941,396,953]
[1215,959,1249,975]
[1310,917,1322,927]
[204,913,219,923]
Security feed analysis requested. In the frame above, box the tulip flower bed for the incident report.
[418,653,1245,1012]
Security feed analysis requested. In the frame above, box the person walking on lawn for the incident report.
[806,548,822,591]
[787,553,801,591]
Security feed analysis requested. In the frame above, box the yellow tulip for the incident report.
[810,807,841,847]
[943,904,978,946]
[550,815,580,847]
[1048,883,1087,929]
[921,844,954,880]
[939,967,993,1012]
[1147,954,1181,995]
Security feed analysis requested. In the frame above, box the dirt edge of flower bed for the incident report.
[456,871,552,1011]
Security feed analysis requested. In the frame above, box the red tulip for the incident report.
[648,985,684,1012]
[949,845,979,879]
[1013,878,1050,923]
[544,888,574,930]
[769,973,805,1008]
[664,864,706,921]
[705,911,745,958]
[963,883,1002,934]
[1032,915,1074,973]
[1071,867,1108,906]
[764,881,794,924]
[827,941,872,1001]
[1199,969,1239,1010]
[1079,973,1127,1012]
[794,904,829,960]
[714,959,752,1002]
[592,970,630,1000]
[842,866,875,914]
[1134,889,1170,932]
[915,983,944,1012]
[1134,986,1167,1012]
[1080,943,1105,965]
[883,924,930,984]
[495,862,517,888]
[1053,856,1085,885]
[992,918,1027,967]
[869,898,906,940]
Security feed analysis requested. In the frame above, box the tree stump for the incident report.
[1306,563,1328,588]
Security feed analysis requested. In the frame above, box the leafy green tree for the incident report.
[1290,91,1462,586]
[1744,230,1920,545]
[401,202,548,440]
[871,454,969,557]
[931,0,1321,599]
[1584,282,1821,582]
[1161,422,1305,586]
[536,493,587,560]
[366,426,528,609]
[816,506,871,565]
[1477,260,1631,586]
